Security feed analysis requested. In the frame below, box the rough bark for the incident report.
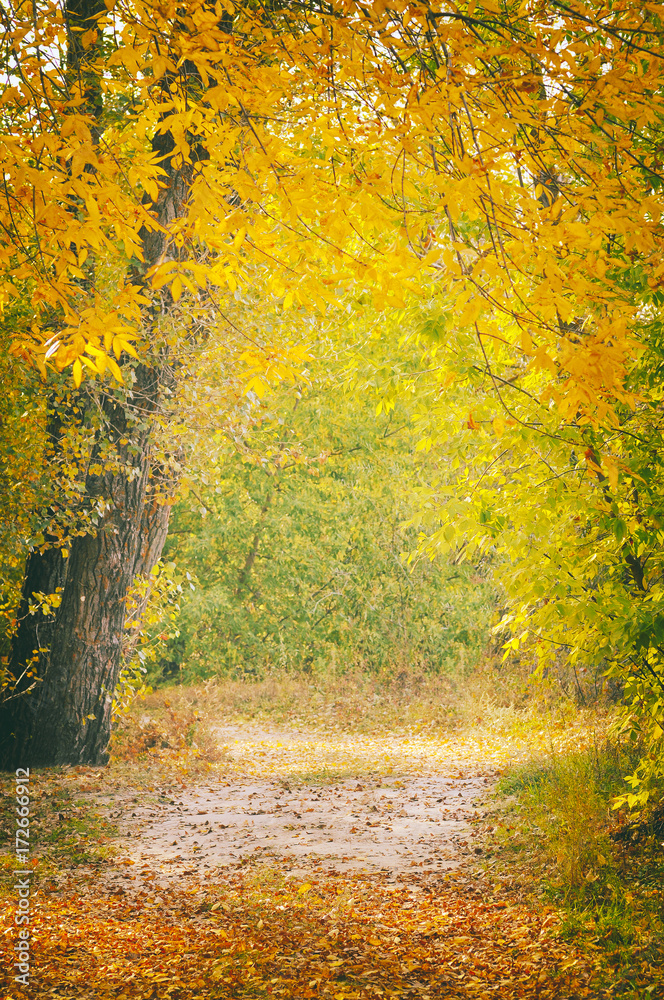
[121,460,178,658]
[0,367,171,766]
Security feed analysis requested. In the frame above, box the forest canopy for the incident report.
[0,0,663,810]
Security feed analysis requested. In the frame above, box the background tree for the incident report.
[160,358,494,683]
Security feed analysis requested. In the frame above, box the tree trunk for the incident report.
[122,460,178,657]
[0,0,193,768]
[0,366,173,766]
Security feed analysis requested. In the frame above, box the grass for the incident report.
[0,772,119,890]
[484,739,664,999]
[106,662,613,794]
[108,667,464,769]
[114,655,549,747]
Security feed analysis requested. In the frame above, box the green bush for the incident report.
[158,386,496,683]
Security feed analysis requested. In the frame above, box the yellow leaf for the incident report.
[171,276,183,302]
[459,297,483,326]
[245,376,267,398]
[113,337,139,360]
[180,273,199,296]
[520,329,533,354]
[152,54,168,80]
[605,459,619,492]
[73,358,83,388]
[493,416,505,437]
[106,356,124,385]
[150,261,179,290]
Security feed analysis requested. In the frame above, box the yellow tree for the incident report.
[1,0,663,765]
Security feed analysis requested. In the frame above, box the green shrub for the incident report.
[158,386,496,683]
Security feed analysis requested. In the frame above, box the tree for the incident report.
[2,0,664,770]
[159,352,494,682]
[0,0,175,764]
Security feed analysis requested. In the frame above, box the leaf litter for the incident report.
[0,712,608,998]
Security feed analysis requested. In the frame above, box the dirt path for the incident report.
[1,716,610,999]
[108,722,497,887]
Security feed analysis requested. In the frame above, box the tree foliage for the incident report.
[161,376,494,682]
[4,0,661,396]
[2,0,664,781]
